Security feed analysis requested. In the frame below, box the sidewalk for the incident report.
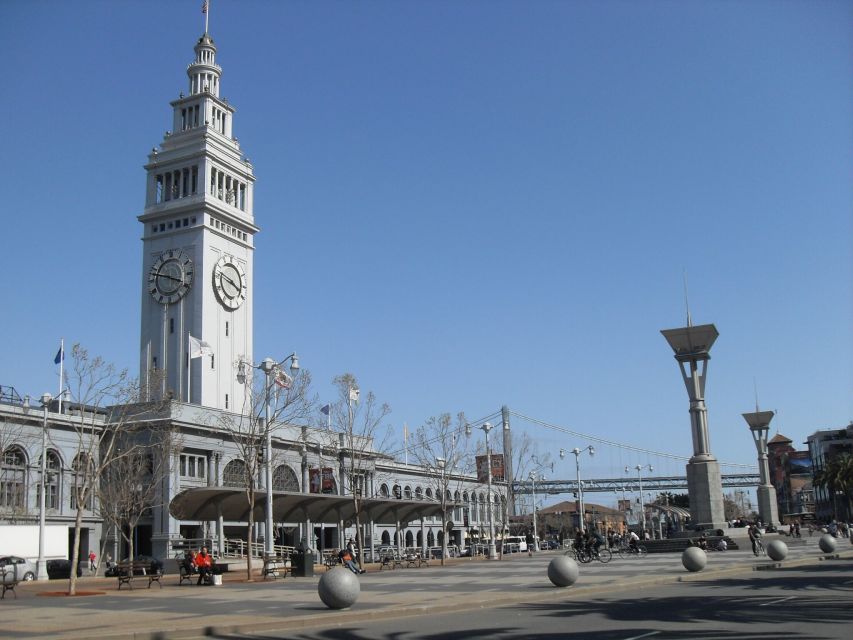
[2,542,850,640]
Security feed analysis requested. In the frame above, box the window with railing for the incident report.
[1,447,27,509]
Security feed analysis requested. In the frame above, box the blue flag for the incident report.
[320,404,330,416]
[54,345,64,365]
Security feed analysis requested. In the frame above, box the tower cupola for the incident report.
[188,33,221,97]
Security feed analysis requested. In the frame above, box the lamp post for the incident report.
[626,464,653,535]
[38,392,52,581]
[560,446,594,533]
[237,353,299,556]
[528,471,545,550]
[480,422,498,560]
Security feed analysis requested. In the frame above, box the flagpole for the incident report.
[57,338,64,414]
[404,422,408,466]
[204,0,210,33]
[187,334,191,403]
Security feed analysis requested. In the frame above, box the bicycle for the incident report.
[614,543,647,558]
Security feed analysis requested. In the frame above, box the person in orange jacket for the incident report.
[193,546,213,585]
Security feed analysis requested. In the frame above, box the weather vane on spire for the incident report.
[202,0,211,34]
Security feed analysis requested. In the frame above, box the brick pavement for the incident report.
[1,540,849,640]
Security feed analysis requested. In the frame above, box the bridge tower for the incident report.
[661,323,726,530]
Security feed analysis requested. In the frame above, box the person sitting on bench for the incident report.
[193,547,213,585]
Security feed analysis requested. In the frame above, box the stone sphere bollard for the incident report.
[318,567,360,609]
[818,534,837,554]
[547,555,579,587]
[681,546,707,572]
[766,539,788,561]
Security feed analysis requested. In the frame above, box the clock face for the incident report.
[213,255,247,310]
[148,249,194,304]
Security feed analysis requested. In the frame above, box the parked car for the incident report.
[0,555,36,581]
[46,559,83,580]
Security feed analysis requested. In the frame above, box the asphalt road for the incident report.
[217,559,853,640]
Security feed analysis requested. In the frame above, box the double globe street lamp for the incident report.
[560,445,594,533]
[626,463,653,535]
[237,353,299,556]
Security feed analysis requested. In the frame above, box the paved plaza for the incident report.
[1,541,850,639]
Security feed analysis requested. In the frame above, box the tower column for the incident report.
[743,410,780,526]
[661,324,725,530]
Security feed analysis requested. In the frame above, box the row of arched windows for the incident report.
[220,459,300,491]
[1,446,92,511]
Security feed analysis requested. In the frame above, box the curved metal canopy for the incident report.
[170,488,448,526]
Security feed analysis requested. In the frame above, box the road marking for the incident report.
[623,633,660,640]
[759,596,795,606]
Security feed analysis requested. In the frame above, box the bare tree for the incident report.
[328,373,391,569]
[411,412,471,565]
[97,425,178,569]
[213,361,314,581]
[62,344,168,595]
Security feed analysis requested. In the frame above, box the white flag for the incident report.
[349,388,360,403]
[189,335,213,359]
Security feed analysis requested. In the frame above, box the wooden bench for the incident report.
[178,561,197,585]
[115,561,162,590]
[323,550,340,569]
[1,569,19,600]
[261,555,291,580]
[404,552,429,568]
[379,553,402,570]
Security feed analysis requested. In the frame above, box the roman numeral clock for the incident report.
[148,249,194,304]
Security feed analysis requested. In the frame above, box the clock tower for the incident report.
[139,31,256,411]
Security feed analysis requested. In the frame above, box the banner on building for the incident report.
[475,454,505,483]
[309,467,335,494]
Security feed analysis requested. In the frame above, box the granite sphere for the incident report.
[681,546,707,572]
[818,534,837,553]
[766,539,788,561]
[547,556,579,587]
[318,567,360,609]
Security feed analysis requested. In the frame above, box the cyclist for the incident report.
[748,523,763,556]
[628,530,640,552]
[591,529,605,556]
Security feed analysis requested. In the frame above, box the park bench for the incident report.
[262,555,291,580]
[323,550,340,569]
[404,552,428,568]
[115,561,162,590]
[379,552,402,570]
[1,569,19,600]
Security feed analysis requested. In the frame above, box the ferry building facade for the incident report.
[0,28,507,570]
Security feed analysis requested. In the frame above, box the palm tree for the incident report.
[814,453,853,520]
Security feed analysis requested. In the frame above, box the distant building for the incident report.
[806,423,853,521]
[767,433,815,521]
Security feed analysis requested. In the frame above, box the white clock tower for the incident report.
[139,31,256,411]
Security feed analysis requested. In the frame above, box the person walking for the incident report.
[526,531,535,557]
[88,550,97,573]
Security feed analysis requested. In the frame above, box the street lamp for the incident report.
[528,471,545,550]
[467,422,498,560]
[37,392,52,581]
[236,353,299,556]
[626,464,653,535]
[560,446,594,533]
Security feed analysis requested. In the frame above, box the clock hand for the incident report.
[220,273,240,289]
[158,274,184,283]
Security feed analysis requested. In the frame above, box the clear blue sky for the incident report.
[1,1,850,487]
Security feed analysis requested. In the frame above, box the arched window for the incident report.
[427,530,435,547]
[71,453,93,510]
[392,484,402,499]
[415,487,423,500]
[272,465,299,491]
[40,450,61,510]
[379,483,390,498]
[403,485,412,500]
[425,488,433,500]
[381,530,391,545]
[1,447,27,509]
[223,460,247,487]
[405,531,414,547]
